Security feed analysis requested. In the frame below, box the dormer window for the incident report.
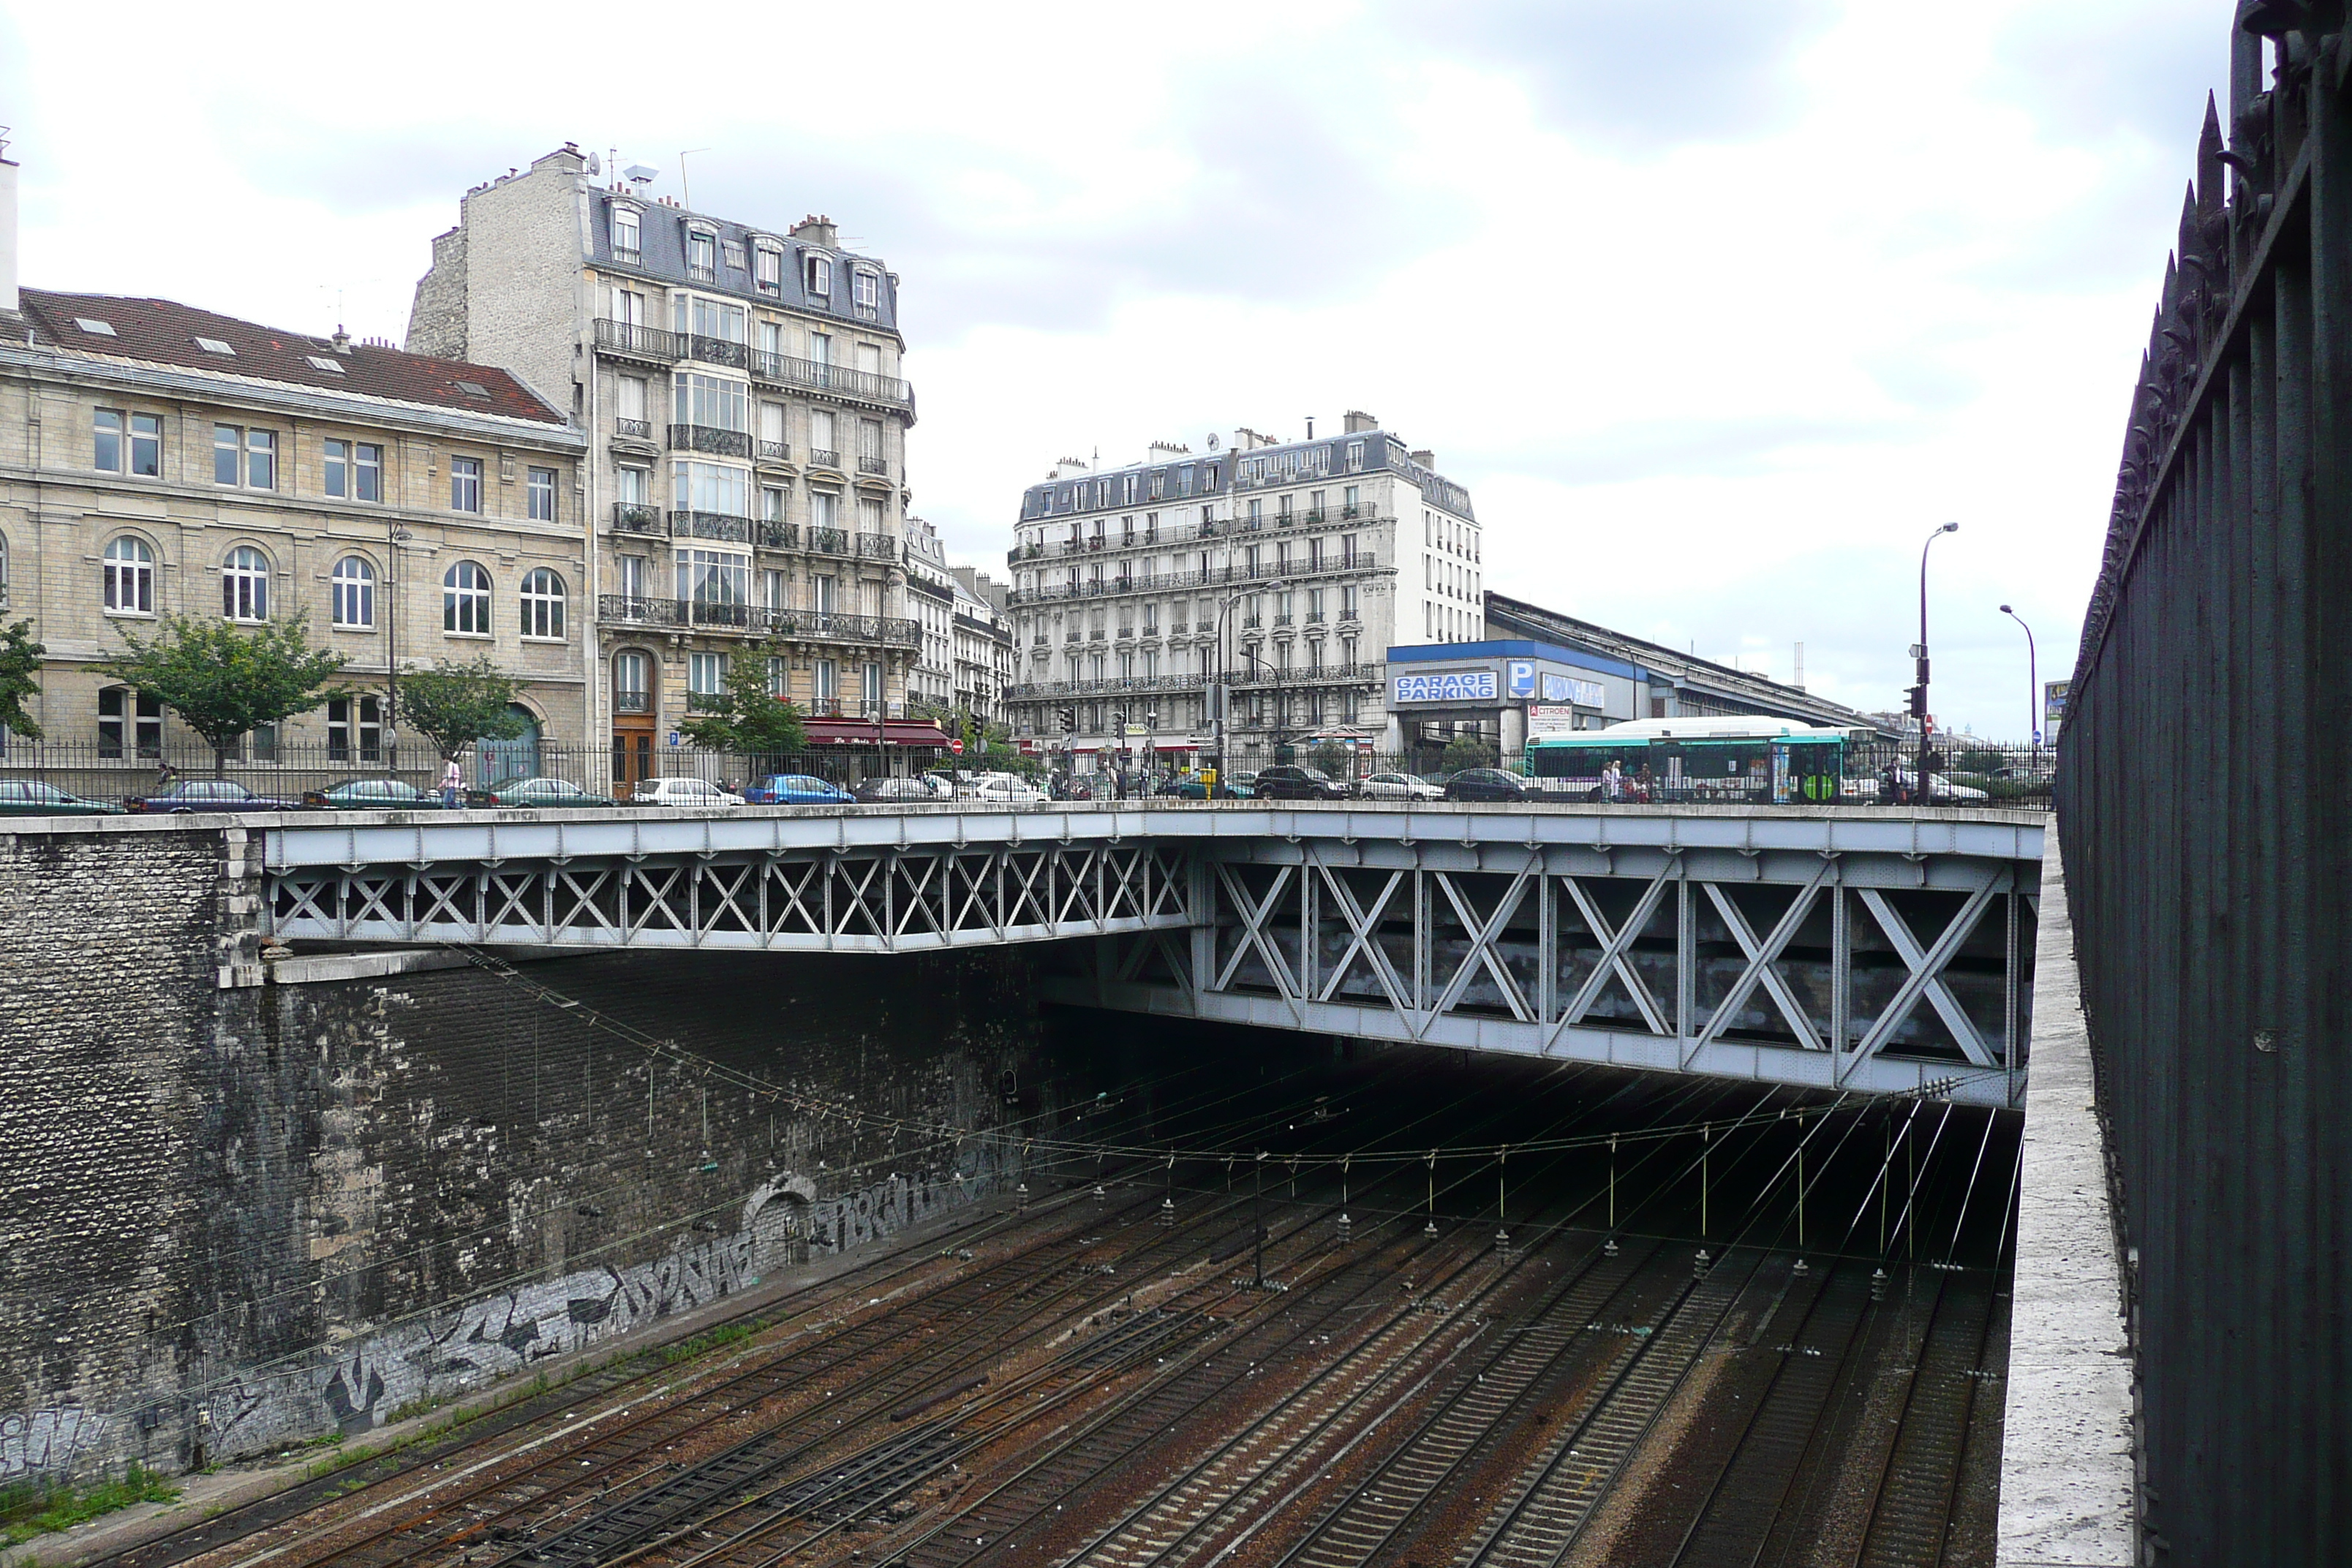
[611,203,641,263]
[804,252,832,298]
[753,244,783,295]
[852,268,880,320]
[686,227,717,281]
[721,238,747,271]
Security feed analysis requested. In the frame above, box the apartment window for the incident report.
[1150,470,1165,500]
[852,268,879,319]
[810,490,840,530]
[102,537,155,615]
[759,401,786,451]
[761,485,787,522]
[761,568,787,610]
[767,655,790,697]
[721,238,748,272]
[611,287,646,328]
[617,375,649,431]
[325,439,385,502]
[94,410,162,476]
[331,556,376,628]
[1308,587,1324,619]
[1346,440,1365,472]
[687,296,747,344]
[815,658,838,701]
[674,372,748,431]
[519,568,566,638]
[1121,474,1138,506]
[527,467,557,521]
[687,229,717,279]
[222,546,270,621]
[754,244,783,294]
[326,695,384,761]
[810,409,837,461]
[1343,484,1360,516]
[442,560,491,635]
[1278,493,1293,518]
[805,252,832,298]
[811,573,837,613]
[617,464,649,504]
[612,651,651,714]
[1248,499,1262,524]
[98,687,163,758]
[689,652,726,697]
[451,456,483,513]
[857,418,883,468]
[1341,585,1359,619]
[611,204,641,261]
[862,662,883,715]
[676,549,748,607]
[617,554,647,602]
[214,424,275,487]
[674,461,751,519]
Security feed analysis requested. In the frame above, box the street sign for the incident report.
[949,738,965,754]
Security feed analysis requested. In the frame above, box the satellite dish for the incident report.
[587,152,601,177]
[1207,433,1221,451]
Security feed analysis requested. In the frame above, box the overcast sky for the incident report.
[1,1,2228,736]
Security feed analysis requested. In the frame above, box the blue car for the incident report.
[744,773,855,804]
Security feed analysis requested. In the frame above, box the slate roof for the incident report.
[15,289,566,426]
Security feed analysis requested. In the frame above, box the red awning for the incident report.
[801,719,954,747]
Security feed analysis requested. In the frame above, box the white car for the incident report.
[1885,768,1989,804]
[971,774,1047,806]
[1357,772,1444,802]
[631,776,744,808]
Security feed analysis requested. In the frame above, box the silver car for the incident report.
[1357,772,1444,802]
[630,776,745,807]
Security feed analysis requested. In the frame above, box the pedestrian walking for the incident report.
[440,756,463,809]
[1601,758,1624,802]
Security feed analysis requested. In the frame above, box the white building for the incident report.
[902,515,957,712]
[948,570,1013,724]
[1000,412,1479,766]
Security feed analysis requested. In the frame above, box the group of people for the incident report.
[1595,758,1655,803]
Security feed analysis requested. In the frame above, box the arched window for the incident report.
[104,536,155,614]
[519,567,566,638]
[331,556,375,628]
[222,546,268,621]
[443,560,491,635]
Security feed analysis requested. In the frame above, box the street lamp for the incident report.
[1999,603,2038,774]
[1210,578,1283,799]
[1911,521,1959,802]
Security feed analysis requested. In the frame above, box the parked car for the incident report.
[1882,767,1991,804]
[1155,773,1253,800]
[1253,764,1352,802]
[1443,768,1532,802]
[973,774,1048,806]
[744,774,855,804]
[127,779,308,813]
[1357,771,1444,802]
[630,776,745,807]
[466,776,619,809]
[1048,774,1096,801]
[853,775,938,804]
[0,780,126,816]
[304,777,445,810]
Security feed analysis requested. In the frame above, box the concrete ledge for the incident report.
[1997,830,2136,1567]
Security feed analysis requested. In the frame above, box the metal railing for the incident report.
[808,448,842,470]
[757,439,790,462]
[748,350,914,408]
[685,333,747,369]
[1006,553,1381,606]
[594,319,684,361]
[669,509,753,543]
[596,595,919,647]
[858,454,889,477]
[611,502,664,535]
[856,532,899,561]
[614,417,652,440]
[669,423,751,458]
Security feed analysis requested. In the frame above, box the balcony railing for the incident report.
[808,448,843,470]
[748,350,915,409]
[685,690,729,712]
[755,521,796,550]
[614,688,650,714]
[807,698,843,717]
[856,532,900,561]
[1274,614,1295,627]
[595,319,684,361]
[687,263,717,283]
[1003,551,1380,606]
[857,454,889,477]
[670,509,754,543]
[614,417,652,440]
[597,595,920,647]
[1305,610,1327,623]
[612,502,664,535]
[686,333,747,369]
[670,423,751,458]
[1088,628,1107,640]
[1002,661,1385,701]
[757,440,791,462]
[807,527,849,554]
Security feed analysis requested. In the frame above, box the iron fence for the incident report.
[2056,8,2352,1561]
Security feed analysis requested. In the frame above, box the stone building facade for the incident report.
[0,281,588,764]
[1000,413,1479,765]
[904,515,957,712]
[404,146,922,783]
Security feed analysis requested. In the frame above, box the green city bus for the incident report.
[1523,717,1863,804]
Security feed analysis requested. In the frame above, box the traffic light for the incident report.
[1059,706,1077,734]
[1109,710,1127,732]
[1907,685,1928,718]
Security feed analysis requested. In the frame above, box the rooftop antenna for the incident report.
[608,148,618,186]
[1305,416,1315,439]
[678,147,712,211]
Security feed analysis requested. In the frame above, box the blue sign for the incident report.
[1506,660,1537,699]
[1392,670,1499,705]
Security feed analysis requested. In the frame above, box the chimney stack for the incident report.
[0,146,18,316]
[1410,448,1436,470]
[1343,410,1378,434]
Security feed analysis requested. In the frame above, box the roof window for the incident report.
[75,317,118,336]
[455,380,492,399]
[305,355,346,374]
[195,336,235,355]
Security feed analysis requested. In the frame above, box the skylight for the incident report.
[195,336,235,355]
[75,317,117,336]
[305,355,346,374]
[456,380,491,398]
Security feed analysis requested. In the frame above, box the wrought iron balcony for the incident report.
[1275,614,1295,627]
[597,594,918,647]
[612,502,664,535]
[747,350,915,410]
[856,532,899,561]
[808,448,843,470]
[807,698,843,717]
[858,454,889,477]
[756,440,791,462]
[686,333,747,369]
[613,687,651,714]
[670,423,751,458]
[612,246,642,266]
[594,319,684,361]
[687,263,717,283]
[685,690,729,712]
[807,527,850,554]
[1088,628,1107,640]
[668,509,754,543]
[1305,610,1327,623]
[614,417,652,440]
[757,521,799,550]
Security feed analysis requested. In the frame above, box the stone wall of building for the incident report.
[0,820,1055,1482]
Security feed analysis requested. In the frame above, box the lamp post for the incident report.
[1210,578,1282,799]
[1999,603,2038,774]
[1912,521,1959,802]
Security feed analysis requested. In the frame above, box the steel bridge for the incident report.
[263,803,2040,1107]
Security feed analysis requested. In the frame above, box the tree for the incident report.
[396,657,535,761]
[94,612,344,772]
[678,643,807,758]
[1440,734,1499,773]
[0,619,44,741]
[1310,740,1352,777]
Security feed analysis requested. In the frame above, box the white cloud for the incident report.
[0,0,2226,735]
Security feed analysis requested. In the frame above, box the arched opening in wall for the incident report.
[750,1190,813,1273]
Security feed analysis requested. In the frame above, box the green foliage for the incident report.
[0,619,45,740]
[677,644,807,758]
[1440,734,1499,772]
[1309,741,1351,777]
[396,657,533,761]
[94,613,344,767]
[1956,747,2005,775]
[0,1462,181,1546]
